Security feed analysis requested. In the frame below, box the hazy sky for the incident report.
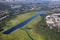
[6,0,60,1]
[5,0,60,2]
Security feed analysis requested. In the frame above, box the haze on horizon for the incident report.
[16,0,60,1]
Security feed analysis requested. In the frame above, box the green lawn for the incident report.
[1,11,60,40]
[0,11,45,40]
[34,12,60,40]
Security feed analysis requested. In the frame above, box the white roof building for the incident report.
[45,13,60,29]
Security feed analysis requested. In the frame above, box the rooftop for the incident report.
[45,13,60,29]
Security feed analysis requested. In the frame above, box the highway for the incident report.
[3,11,46,34]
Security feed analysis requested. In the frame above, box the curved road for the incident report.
[3,11,46,34]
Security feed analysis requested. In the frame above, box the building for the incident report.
[45,13,60,30]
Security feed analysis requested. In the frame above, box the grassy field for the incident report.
[1,11,59,40]
[34,11,60,40]
[0,11,45,40]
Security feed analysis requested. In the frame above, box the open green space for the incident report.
[0,11,45,40]
[0,11,60,40]
[34,12,60,40]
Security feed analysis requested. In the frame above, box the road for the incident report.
[3,11,46,34]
